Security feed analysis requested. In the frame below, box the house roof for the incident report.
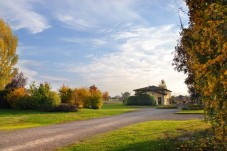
[133,85,172,95]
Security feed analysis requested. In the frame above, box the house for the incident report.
[172,95,189,104]
[133,85,172,105]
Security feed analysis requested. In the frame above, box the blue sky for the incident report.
[0,0,189,96]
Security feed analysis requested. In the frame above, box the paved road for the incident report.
[0,108,203,151]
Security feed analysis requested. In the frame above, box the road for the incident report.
[0,108,203,151]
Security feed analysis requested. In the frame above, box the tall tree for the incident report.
[173,0,227,144]
[0,19,18,90]
[158,79,167,89]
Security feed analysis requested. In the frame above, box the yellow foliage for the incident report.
[0,19,18,90]
[6,88,26,109]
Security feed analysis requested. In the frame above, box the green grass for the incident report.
[59,120,209,151]
[0,103,144,131]
[156,105,178,109]
[175,110,204,114]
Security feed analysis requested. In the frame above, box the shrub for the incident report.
[29,82,61,111]
[89,88,103,109]
[156,105,178,109]
[126,94,156,106]
[182,104,203,110]
[54,103,78,112]
[0,89,10,108]
[37,91,61,111]
[6,87,27,109]
[59,85,73,104]
[71,88,90,108]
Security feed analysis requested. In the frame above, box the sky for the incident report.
[0,0,189,96]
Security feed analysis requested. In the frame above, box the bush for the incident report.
[71,88,90,108]
[0,89,10,108]
[29,82,61,111]
[54,103,78,112]
[59,85,73,104]
[37,91,61,111]
[126,94,156,106]
[89,89,103,109]
[156,105,178,109]
[6,88,27,109]
[182,104,203,110]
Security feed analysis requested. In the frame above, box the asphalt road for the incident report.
[0,108,203,151]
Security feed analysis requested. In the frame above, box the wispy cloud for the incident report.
[63,25,188,95]
[0,0,51,33]
[51,0,143,31]
[61,37,107,47]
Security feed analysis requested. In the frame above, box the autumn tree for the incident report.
[58,85,73,104]
[102,91,110,103]
[0,19,18,90]
[89,85,103,109]
[72,88,90,108]
[158,79,167,89]
[173,0,227,145]
[5,72,27,90]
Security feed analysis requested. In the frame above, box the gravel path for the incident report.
[0,108,203,151]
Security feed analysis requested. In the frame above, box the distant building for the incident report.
[172,95,189,104]
[133,85,172,105]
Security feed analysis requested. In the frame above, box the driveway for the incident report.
[0,108,203,151]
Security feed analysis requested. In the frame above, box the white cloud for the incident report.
[0,0,51,33]
[52,0,143,31]
[61,37,107,47]
[63,25,188,96]
[17,60,39,82]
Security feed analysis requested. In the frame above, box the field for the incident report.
[59,120,210,151]
[0,103,146,131]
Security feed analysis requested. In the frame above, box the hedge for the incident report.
[126,94,156,106]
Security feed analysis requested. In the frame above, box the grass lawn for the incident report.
[0,103,146,131]
[59,120,210,151]
[175,110,204,114]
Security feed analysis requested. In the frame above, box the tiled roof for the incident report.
[133,85,172,95]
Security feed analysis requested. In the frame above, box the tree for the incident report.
[173,0,227,145]
[0,19,18,90]
[121,92,130,101]
[5,72,27,90]
[158,79,167,89]
[58,85,73,104]
[102,91,110,103]
[89,85,103,109]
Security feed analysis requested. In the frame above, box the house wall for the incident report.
[147,91,164,105]
[134,90,172,105]
[163,91,171,105]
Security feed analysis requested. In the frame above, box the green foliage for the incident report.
[0,89,10,108]
[29,82,61,111]
[173,0,227,144]
[182,104,203,110]
[126,94,156,106]
[54,103,78,112]
[89,87,103,109]
[0,19,18,90]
